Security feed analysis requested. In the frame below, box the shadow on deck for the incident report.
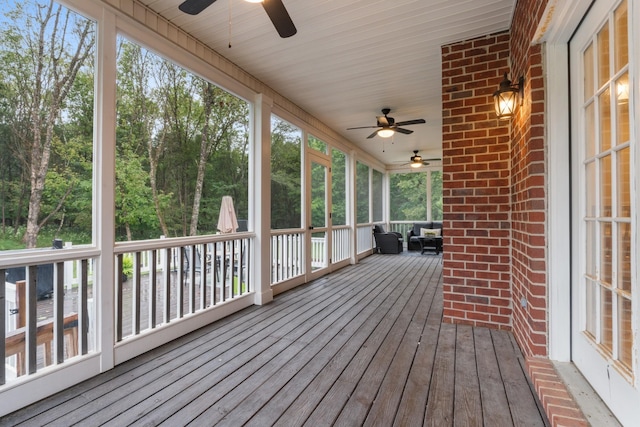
[1,251,549,426]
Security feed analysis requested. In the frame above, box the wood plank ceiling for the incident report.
[138,0,515,167]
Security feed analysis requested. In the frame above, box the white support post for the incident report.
[252,94,274,305]
[349,150,357,264]
[96,8,117,372]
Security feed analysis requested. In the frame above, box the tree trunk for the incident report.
[21,5,93,248]
[189,83,215,236]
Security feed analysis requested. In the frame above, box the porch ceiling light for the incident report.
[493,73,524,119]
[377,127,395,138]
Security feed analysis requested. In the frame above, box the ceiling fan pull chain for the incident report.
[228,0,232,48]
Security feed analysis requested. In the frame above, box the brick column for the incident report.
[441,33,512,329]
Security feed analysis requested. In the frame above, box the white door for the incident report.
[570,0,639,424]
[306,153,332,280]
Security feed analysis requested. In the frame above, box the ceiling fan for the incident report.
[404,150,441,168]
[178,0,297,38]
[346,108,426,139]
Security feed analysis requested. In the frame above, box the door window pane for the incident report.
[619,296,632,368]
[614,1,628,73]
[586,221,597,277]
[586,102,596,157]
[584,43,595,100]
[616,73,630,144]
[618,222,631,293]
[617,147,630,216]
[601,288,613,353]
[600,222,612,284]
[586,161,597,216]
[311,162,326,228]
[599,88,612,151]
[586,278,597,337]
[597,21,610,88]
[308,134,327,154]
[600,155,612,217]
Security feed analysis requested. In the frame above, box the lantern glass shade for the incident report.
[494,89,518,119]
[377,128,395,138]
[493,73,523,119]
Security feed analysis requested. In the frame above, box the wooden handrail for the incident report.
[5,313,79,376]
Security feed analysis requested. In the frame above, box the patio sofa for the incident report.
[407,222,443,254]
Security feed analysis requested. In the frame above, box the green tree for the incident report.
[390,172,428,220]
[331,149,347,225]
[0,1,95,247]
[270,118,301,229]
[356,162,369,223]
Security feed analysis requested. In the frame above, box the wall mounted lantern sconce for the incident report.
[493,73,524,119]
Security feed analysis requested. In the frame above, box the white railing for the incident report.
[114,234,252,342]
[357,225,374,254]
[310,236,326,270]
[271,230,304,285]
[332,226,351,263]
[1,251,97,385]
[389,221,414,240]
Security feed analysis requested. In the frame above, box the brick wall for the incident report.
[509,0,549,358]
[441,32,513,329]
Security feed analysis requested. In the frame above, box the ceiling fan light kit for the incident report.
[399,150,441,168]
[377,128,395,138]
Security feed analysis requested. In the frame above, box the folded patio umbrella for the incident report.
[217,195,239,233]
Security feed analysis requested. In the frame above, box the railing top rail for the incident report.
[0,247,100,269]
[270,228,304,237]
[113,232,254,254]
[332,224,351,230]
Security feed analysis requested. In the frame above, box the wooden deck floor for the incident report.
[1,252,548,426]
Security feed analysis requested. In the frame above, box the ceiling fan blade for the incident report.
[346,126,379,130]
[394,119,426,127]
[366,131,379,139]
[262,0,297,38]
[178,0,217,15]
[395,128,413,135]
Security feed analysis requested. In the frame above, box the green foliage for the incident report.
[270,117,301,229]
[371,169,384,222]
[431,171,443,220]
[121,255,133,280]
[356,162,370,224]
[331,149,347,225]
[307,134,327,153]
[0,225,90,251]
[390,172,428,220]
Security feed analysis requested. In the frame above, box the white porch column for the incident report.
[96,7,117,372]
[350,149,358,264]
[252,94,274,305]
